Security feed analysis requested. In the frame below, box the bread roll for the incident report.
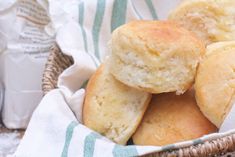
[195,41,235,127]
[206,41,235,56]
[169,0,235,45]
[109,20,205,94]
[83,63,151,145]
[133,91,217,146]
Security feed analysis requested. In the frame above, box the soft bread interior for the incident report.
[83,63,151,144]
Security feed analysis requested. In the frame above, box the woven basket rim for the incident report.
[42,45,235,156]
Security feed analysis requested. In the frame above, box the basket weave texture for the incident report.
[42,45,235,157]
[42,45,73,94]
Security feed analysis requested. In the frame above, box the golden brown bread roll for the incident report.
[109,20,205,95]
[195,41,235,127]
[83,63,151,145]
[169,0,235,45]
[133,90,217,146]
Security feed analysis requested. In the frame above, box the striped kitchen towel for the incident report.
[14,0,235,157]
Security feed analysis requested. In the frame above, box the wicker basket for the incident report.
[42,45,73,95]
[42,45,235,157]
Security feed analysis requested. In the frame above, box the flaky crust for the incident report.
[110,20,205,94]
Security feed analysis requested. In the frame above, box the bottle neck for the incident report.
[0,31,7,54]
[0,81,3,112]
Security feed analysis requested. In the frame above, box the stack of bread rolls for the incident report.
[168,0,235,130]
[83,0,235,146]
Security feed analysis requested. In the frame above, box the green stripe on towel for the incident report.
[130,0,143,20]
[88,53,100,68]
[161,144,175,151]
[61,121,79,157]
[81,79,89,89]
[193,139,203,145]
[78,2,88,53]
[84,132,101,157]
[113,145,138,157]
[145,0,158,19]
[78,2,99,67]
[92,0,106,60]
[111,0,128,32]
